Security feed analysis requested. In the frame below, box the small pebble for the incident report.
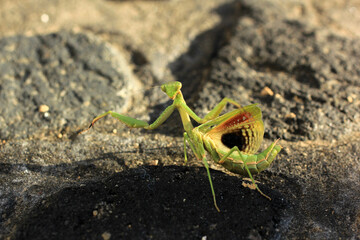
[39,104,49,113]
[260,86,274,96]
[93,210,98,217]
[101,231,111,240]
[285,112,296,119]
[149,160,159,166]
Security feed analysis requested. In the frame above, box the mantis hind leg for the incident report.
[218,146,271,200]
[242,160,271,200]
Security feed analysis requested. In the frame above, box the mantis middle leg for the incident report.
[184,132,220,212]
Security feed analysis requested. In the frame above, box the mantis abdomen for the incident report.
[219,143,282,176]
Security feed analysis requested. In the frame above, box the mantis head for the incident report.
[161,81,182,100]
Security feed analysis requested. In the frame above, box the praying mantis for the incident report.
[80,81,282,212]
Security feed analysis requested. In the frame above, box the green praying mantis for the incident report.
[80,81,282,212]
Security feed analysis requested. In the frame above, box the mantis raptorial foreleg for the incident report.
[80,104,176,134]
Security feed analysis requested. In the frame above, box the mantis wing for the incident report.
[205,104,264,155]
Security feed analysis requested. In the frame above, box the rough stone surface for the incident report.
[197,1,360,141]
[0,31,139,140]
[0,0,359,239]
